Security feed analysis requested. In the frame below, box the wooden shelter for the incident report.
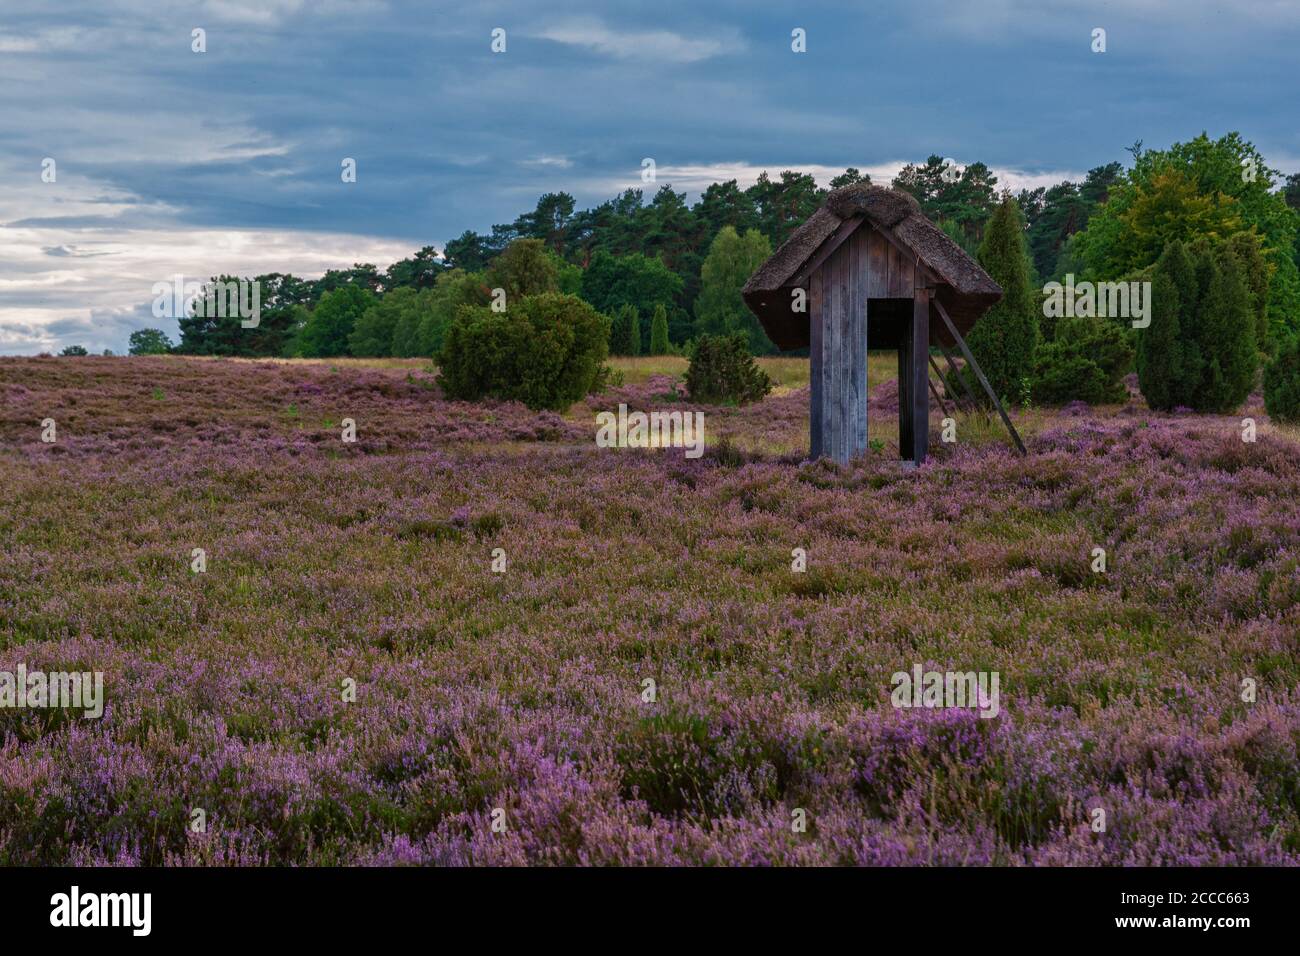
[742,183,1020,465]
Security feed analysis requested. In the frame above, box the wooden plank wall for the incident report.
[807,223,916,464]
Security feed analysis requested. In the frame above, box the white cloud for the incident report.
[0,35,40,53]
[2,107,290,167]
[903,0,1300,41]
[990,167,1090,191]
[520,155,573,169]
[0,223,413,354]
[0,27,93,54]
[1271,154,1300,175]
[203,0,309,24]
[586,160,1087,199]
[0,167,175,229]
[197,1,387,27]
[535,19,742,63]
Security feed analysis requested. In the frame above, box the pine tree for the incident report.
[964,197,1039,402]
[649,304,670,355]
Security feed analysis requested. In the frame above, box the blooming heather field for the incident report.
[1,354,1299,866]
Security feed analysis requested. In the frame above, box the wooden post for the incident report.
[852,293,869,460]
[904,287,930,463]
[897,314,912,458]
[809,274,824,460]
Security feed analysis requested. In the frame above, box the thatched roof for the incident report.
[741,184,1002,351]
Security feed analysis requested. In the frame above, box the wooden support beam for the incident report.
[935,340,980,411]
[905,287,930,463]
[927,369,951,418]
[809,269,824,460]
[854,289,869,459]
[927,355,954,417]
[934,344,981,415]
[897,321,912,457]
[932,298,1027,456]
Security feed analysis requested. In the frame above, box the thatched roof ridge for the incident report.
[825,182,921,225]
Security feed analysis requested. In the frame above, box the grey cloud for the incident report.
[42,245,114,258]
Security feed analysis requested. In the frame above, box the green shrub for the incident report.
[685,333,772,405]
[436,292,610,412]
[1264,337,1300,423]
[1031,317,1134,405]
[590,363,623,393]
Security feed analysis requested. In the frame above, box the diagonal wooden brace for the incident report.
[926,356,954,418]
[934,340,980,412]
[932,298,1027,456]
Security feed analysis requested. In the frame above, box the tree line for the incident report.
[125,131,1300,422]
[942,132,1300,421]
[147,163,1001,359]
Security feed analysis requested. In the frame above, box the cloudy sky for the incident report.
[1,0,1297,353]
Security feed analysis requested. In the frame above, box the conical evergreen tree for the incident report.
[626,304,641,356]
[1179,238,1218,407]
[610,303,640,356]
[1137,241,1189,410]
[964,197,1039,403]
[1198,244,1257,412]
[1264,336,1300,422]
[1226,232,1270,353]
[649,304,670,355]
[1140,238,1259,412]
